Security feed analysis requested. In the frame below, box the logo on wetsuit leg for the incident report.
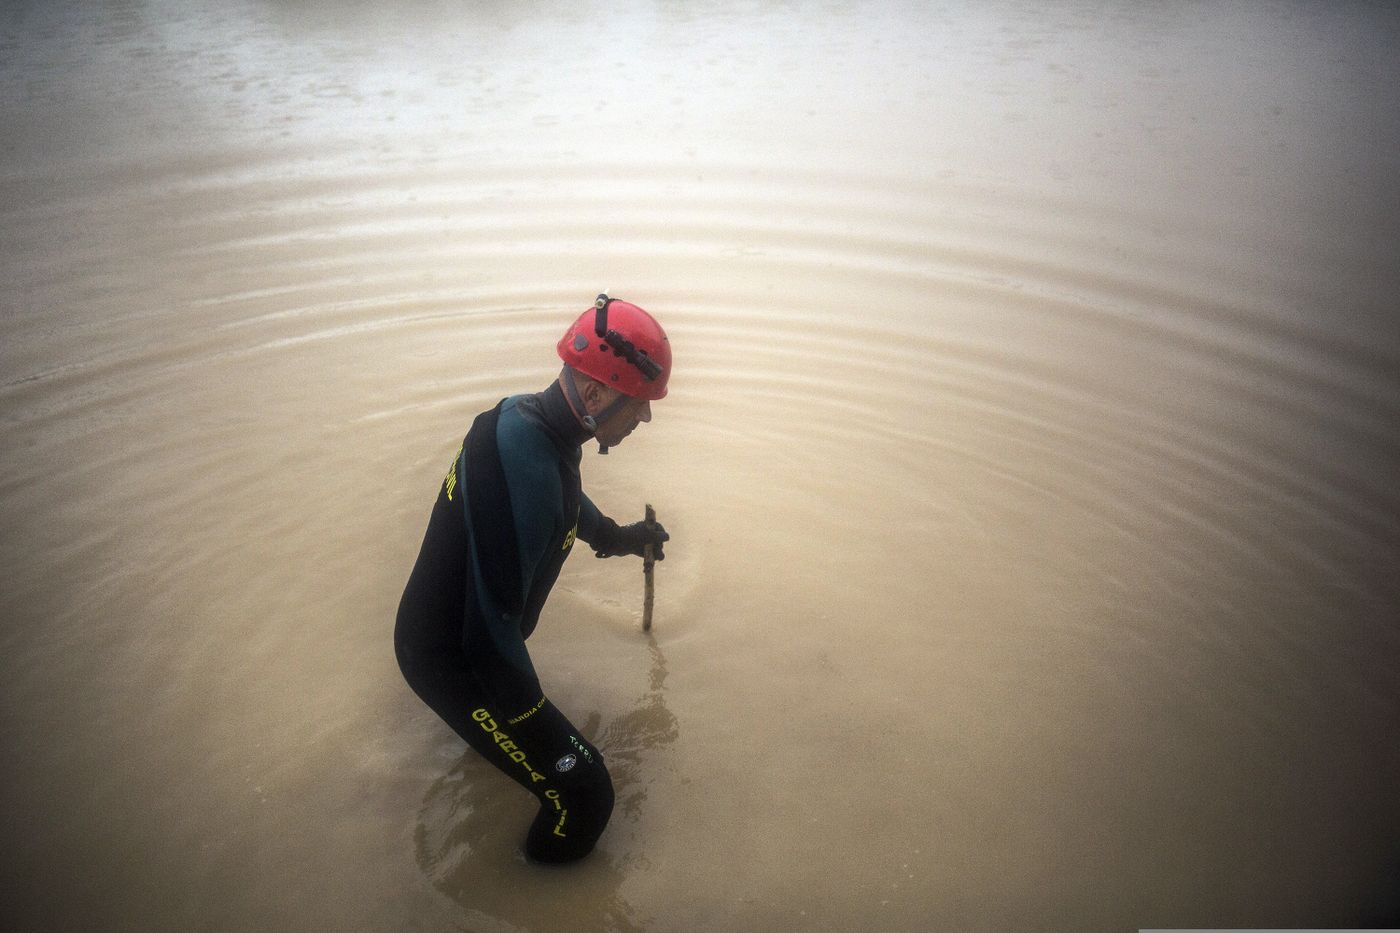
[568,734,595,764]
[555,754,577,773]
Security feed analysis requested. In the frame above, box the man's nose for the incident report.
[638,400,652,423]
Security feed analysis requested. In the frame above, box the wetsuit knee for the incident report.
[525,760,615,864]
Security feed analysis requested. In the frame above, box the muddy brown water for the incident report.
[3,2,1399,931]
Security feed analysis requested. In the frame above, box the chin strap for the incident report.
[561,365,597,434]
[560,365,631,454]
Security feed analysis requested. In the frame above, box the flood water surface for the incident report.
[3,2,1399,931]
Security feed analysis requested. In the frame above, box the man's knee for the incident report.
[524,763,615,864]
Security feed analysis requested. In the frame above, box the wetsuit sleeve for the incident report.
[577,493,606,546]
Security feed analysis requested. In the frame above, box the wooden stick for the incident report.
[642,503,656,632]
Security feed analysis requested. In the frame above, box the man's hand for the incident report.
[593,520,669,560]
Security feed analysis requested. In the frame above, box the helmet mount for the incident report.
[593,294,664,384]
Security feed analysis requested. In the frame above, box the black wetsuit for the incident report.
[395,381,615,863]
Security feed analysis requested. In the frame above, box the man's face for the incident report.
[593,393,652,447]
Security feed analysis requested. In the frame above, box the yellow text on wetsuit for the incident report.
[470,708,568,837]
[544,788,567,837]
[443,445,462,501]
[471,708,546,785]
[508,696,547,725]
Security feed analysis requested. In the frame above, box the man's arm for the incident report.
[456,404,561,719]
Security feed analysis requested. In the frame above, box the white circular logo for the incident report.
[555,754,577,773]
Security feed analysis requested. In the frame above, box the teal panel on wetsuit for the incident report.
[497,395,573,602]
[455,395,582,715]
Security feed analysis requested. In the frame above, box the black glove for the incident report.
[592,517,669,560]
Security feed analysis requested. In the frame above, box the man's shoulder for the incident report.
[495,396,559,474]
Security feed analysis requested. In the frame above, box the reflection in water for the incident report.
[601,636,679,823]
[415,638,677,932]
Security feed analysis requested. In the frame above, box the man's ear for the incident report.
[580,377,611,415]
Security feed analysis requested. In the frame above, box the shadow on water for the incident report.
[414,636,677,932]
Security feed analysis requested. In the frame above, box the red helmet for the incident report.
[557,295,671,400]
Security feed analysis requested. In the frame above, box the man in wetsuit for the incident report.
[394,295,671,864]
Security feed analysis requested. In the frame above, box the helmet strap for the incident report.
[561,364,636,455]
[594,392,633,423]
[560,365,597,434]
[590,392,635,455]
